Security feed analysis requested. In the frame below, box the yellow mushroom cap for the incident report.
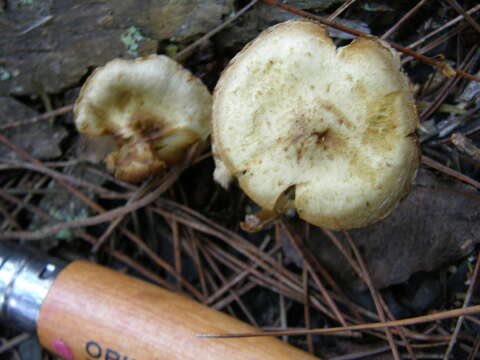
[212,20,420,230]
[74,55,212,182]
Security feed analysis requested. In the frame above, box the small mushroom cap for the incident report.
[74,55,211,182]
[213,20,420,230]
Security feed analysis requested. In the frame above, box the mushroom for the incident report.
[212,20,420,230]
[74,55,211,182]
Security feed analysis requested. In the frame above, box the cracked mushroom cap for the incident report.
[212,20,420,230]
[74,55,212,182]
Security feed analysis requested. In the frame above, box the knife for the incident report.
[0,242,318,360]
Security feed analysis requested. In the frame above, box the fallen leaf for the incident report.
[299,170,480,289]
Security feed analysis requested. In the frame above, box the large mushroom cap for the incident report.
[213,20,420,230]
[74,55,211,182]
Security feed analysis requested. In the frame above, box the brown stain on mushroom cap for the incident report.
[129,112,165,140]
[212,20,420,230]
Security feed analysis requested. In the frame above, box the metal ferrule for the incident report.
[0,243,65,333]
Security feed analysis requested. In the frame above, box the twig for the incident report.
[0,104,73,130]
[91,178,156,252]
[422,155,480,189]
[84,166,138,191]
[444,0,480,34]
[467,335,480,360]
[196,305,480,338]
[0,187,175,292]
[17,15,53,35]
[259,0,480,81]
[282,224,355,316]
[157,200,307,292]
[303,266,314,354]
[1,175,48,231]
[171,218,182,288]
[200,235,341,323]
[154,200,382,332]
[407,4,480,49]
[323,229,430,348]
[199,240,258,326]
[328,0,357,21]
[203,237,275,305]
[279,253,288,343]
[212,282,257,311]
[420,45,479,121]
[466,315,480,327]
[329,346,390,360]
[0,165,184,240]
[106,247,175,291]
[344,232,402,360]
[0,203,21,230]
[451,133,480,161]
[442,251,480,359]
[0,133,108,218]
[186,228,209,298]
[0,333,30,355]
[281,221,349,327]
[403,26,464,66]
[175,0,258,62]
[381,0,430,40]
[0,160,128,199]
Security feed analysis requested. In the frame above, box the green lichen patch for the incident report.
[0,68,11,81]
[49,207,91,240]
[121,26,145,57]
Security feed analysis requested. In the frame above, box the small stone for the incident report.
[0,0,234,95]
[0,97,67,160]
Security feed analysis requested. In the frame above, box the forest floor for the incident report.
[0,0,480,359]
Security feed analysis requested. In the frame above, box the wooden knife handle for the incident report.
[38,261,318,360]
